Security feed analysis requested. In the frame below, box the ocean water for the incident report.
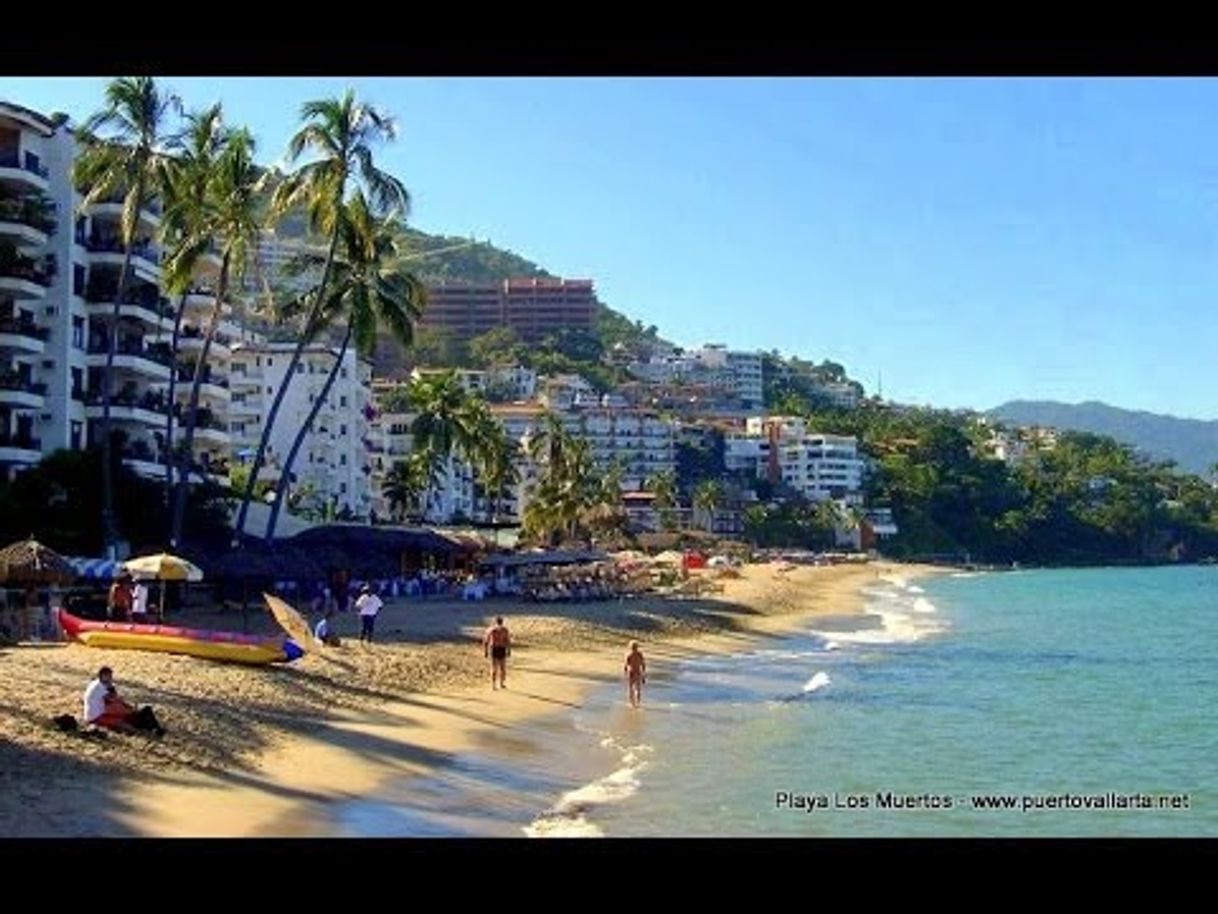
[336,566,1218,837]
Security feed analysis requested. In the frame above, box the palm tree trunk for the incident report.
[232,226,341,546]
[99,177,146,558]
[170,252,230,547]
[163,290,188,544]
[264,319,353,541]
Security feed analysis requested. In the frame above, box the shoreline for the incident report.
[0,560,940,837]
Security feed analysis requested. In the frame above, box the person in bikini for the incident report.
[484,616,511,690]
[625,641,647,708]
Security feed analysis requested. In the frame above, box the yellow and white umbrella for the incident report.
[121,552,204,582]
[120,553,204,622]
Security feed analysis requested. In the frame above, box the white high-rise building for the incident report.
[1,100,228,484]
[726,415,864,506]
[231,340,375,520]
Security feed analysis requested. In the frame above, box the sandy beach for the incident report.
[0,560,936,837]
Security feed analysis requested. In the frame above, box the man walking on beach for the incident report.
[354,585,383,644]
[484,616,511,690]
[625,641,647,708]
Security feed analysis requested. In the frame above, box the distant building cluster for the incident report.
[3,95,893,543]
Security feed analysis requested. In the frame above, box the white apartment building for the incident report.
[245,231,324,297]
[540,373,596,410]
[725,415,864,506]
[1,100,229,484]
[231,340,375,520]
[367,383,477,523]
[627,343,765,410]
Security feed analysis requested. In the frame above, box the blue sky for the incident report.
[3,77,1216,419]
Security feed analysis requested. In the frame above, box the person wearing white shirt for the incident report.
[354,586,384,644]
[81,666,165,736]
[82,668,111,726]
[132,582,150,621]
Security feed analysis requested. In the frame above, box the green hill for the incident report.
[263,216,668,379]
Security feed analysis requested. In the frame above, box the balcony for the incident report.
[0,316,49,353]
[86,339,173,380]
[85,388,170,427]
[0,374,47,408]
[85,282,175,328]
[0,194,55,246]
[84,235,161,276]
[0,433,42,464]
[176,329,232,359]
[173,369,231,403]
[0,151,50,192]
[0,253,54,298]
[87,196,161,231]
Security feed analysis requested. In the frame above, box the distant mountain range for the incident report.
[988,400,1218,476]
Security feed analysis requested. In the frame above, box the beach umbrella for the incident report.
[263,592,322,654]
[121,552,204,582]
[0,536,76,586]
[122,553,204,622]
[0,537,75,643]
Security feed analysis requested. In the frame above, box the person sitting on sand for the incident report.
[624,641,647,708]
[315,610,341,647]
[83,666,165,737]
[484,616,511,690]
[354,585,383,644]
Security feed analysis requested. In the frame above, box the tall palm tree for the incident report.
[164,126,264,548]
[264,195,424,540]
[646,469,679,532]
[159,104,228,536]
[233,90,407,545]
[408,369,478,502]
[693,478,723,532]
[384,452,434,523]
[74,76,179,554]
[473,418,520,526]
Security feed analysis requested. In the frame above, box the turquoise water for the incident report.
[339,566,1218,837]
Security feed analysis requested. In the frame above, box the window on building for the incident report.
[267,357,273,367]
[266,386,273,395]
[340,424,347,436]
[71,316,84,349]
[71,367,83,399]
[341,368,348,379]
[73,264,86,297]
[340,454,347,466]
[296,363,304,374]
[340,483,347,494]
[70,420,82,450]
[339,395,347,407]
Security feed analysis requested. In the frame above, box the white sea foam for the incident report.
[814,589,948,645]
[823,640,840,652]
[907,585,925,594]
[802,671,831,693]
[525,739,652,838]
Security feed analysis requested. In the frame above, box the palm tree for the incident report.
[165,126,264,548]
[476,424,520,528]
[384,452,434,523]
[233,90,408,545]
[264,195,424,540]
[408,369,478,504]
[74,76,179,554]
[646,469,679,532]
[692,478,723,533]
[525,412,572,478]
[159,104,228,538]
